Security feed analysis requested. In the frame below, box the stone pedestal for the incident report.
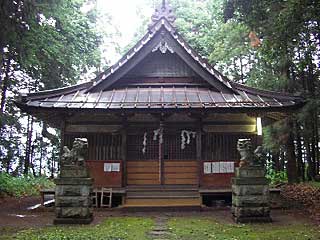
[54,165,93,224]
[232,166,272,223]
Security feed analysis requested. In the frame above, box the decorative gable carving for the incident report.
[152,40,174,54]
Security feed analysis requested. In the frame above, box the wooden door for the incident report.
[126,134,160,185]
[127,161,160,185]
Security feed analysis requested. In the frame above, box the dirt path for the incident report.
[0,197,318,232]
[0,197,54,229]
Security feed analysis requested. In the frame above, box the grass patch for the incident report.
[0,227,20,240]
[168,217,320,240]
[0,173,55,197]
[6,217,153,240]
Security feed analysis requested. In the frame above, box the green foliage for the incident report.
[266,170,288,185]
[0,0,110,175]
[0,172,55,197]
[170,0,253,83]
[13,217,153,240]
[168,217,320,240]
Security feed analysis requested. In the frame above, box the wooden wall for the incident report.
[200,161,239,188]
[86,160,122,187]
[200,133,257,188]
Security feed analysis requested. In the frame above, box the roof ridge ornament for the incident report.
[150,0,176,26]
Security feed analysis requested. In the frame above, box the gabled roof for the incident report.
[87,16,234,93]
[17,1,304,118]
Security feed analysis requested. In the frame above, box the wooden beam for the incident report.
[203,125,256,133]
[65,124,122,133]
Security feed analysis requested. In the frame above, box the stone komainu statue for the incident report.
[237,139,263,167]
[61,138,88,167]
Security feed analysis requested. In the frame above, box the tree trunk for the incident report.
[286,117,298,183]
[313,111,319,175]
[50,150,55,178]
[24,116,34,175]
[0,54,11,113]
[39,135,43,176]
[272,151,280,172]
[30,142,36,177]
[305,139,315,180]
[280,149,285,172]
[295,122,304,181]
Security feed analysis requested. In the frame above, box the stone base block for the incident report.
[55,185,92,197]
[236,166,266,178]
[54,177,93,185]
[55,207,93,218]
[54,216,93,225]
[232,185,269,196]
[233,215,272,224]
[232,195,269,207]
[60,165,89,178]
[232,206,270,217]
[232,177,269,185]
[55,196,91,207]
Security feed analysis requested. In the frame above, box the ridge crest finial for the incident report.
[150,0,176,26]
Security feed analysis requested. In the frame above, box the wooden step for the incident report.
[127,195,200,199]
[124,197,201,207]
[126,191,199,197]
[126,185,199,191]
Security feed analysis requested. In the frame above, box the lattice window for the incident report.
[127,134,159,160]
[202,133,257,161]
[164,133,196,160]
[127,132,197,161]
[64,134,122,160]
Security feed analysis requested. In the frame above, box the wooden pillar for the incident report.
[159,121,164,185]
[58,119,66,173]
[121,120,127,187]
[196,120,202,187]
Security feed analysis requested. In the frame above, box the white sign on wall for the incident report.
[104,163,120,172]
[203,162,235,174]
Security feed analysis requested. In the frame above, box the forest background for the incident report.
[0,0,319,184]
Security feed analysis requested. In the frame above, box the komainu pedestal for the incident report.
[232,139,272,223]
[54,138,93,224]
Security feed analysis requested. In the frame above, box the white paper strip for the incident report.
[111,163,120,172]
[204,162,212,174]
[219,162,228,173]
[212,162,220,173]
[227,162,235,173]
[104,163,112,172]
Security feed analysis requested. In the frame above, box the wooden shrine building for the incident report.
[17,2,303,208]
